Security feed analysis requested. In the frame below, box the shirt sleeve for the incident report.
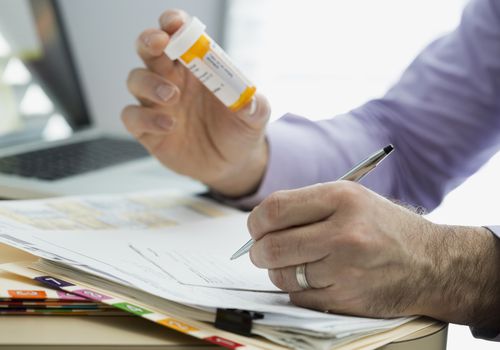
[230,0,500,211]
[486,226,500,239]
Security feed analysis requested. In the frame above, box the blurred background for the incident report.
[0,1,498,348]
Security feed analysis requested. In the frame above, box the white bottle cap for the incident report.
[165,16,206,60]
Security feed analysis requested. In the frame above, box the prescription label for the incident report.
[187,58,240,106]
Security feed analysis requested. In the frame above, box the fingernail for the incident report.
[143,34,152,47]
[156,116,174,131]
[163,14,182,28]
[247,213,258,236]
[156,84,174,102]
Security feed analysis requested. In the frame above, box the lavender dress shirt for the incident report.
[232,0,500,340]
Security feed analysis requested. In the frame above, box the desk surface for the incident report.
[0,315,212,349]
[0,243,447,349]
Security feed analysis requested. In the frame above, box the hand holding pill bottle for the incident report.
[123,10,271,198]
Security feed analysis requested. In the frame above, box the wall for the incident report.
[226,0,468,122]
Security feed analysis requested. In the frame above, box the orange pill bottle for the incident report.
[165,17,256,112]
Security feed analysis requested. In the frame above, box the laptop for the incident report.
[0,0,202,199]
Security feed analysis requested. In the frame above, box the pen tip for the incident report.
[383,144,394,154]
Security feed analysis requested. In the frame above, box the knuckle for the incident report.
[263,191,285,225]
[128,69,161,93]
[289,292,329,311]
[302,286,340,311]
[260,235,281,267]
[126,68,142,90]
[137,29,167,54]
[343,227,371,252]
[120,107,135,127]
[337,181,361,200]
[351,217,371,238]
[295,233,308,258]
[120,105,134,122]
[140,72,157,88]
[326,181,365,208]
[323,184,340,206]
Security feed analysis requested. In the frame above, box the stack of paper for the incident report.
[0,270,126,316]
[0,191,436,350]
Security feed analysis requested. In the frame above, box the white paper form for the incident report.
[0,214,293,308]
[134,246,280,292]
[0,213,412,335]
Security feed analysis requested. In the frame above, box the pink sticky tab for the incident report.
[56,291,86,301]
[72,289,112,301]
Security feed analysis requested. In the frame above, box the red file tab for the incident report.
[204,336,242,349]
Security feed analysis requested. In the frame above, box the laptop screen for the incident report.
[0,0,90,146]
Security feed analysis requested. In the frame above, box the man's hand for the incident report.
[122,10,271,197]
[248,181,500,328]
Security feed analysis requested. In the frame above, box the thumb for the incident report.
[235,93,271,130]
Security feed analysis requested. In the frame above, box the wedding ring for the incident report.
[295,263,311,290]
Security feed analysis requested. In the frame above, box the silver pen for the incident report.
[230,144,395,260]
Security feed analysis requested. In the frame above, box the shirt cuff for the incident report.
[485,226,500,239]
[216,114,332,209]
[216,112,388,210]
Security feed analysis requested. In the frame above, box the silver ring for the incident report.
[296,263,311,290]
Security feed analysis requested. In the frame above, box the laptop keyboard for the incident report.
[0,137,150,181]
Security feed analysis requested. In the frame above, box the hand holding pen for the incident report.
[231,144,394,260]
[229,143,456,320]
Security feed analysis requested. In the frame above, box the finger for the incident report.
[234,93,271,131]
[159,9,189,34]
[127,68,180,106]
[136,132,168,157]
[249,220,332,269]
[136,9,188,76]
[248,183,337,240]
[121,105,175,138]
[268,257,335,292]
[136,29,176,76]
